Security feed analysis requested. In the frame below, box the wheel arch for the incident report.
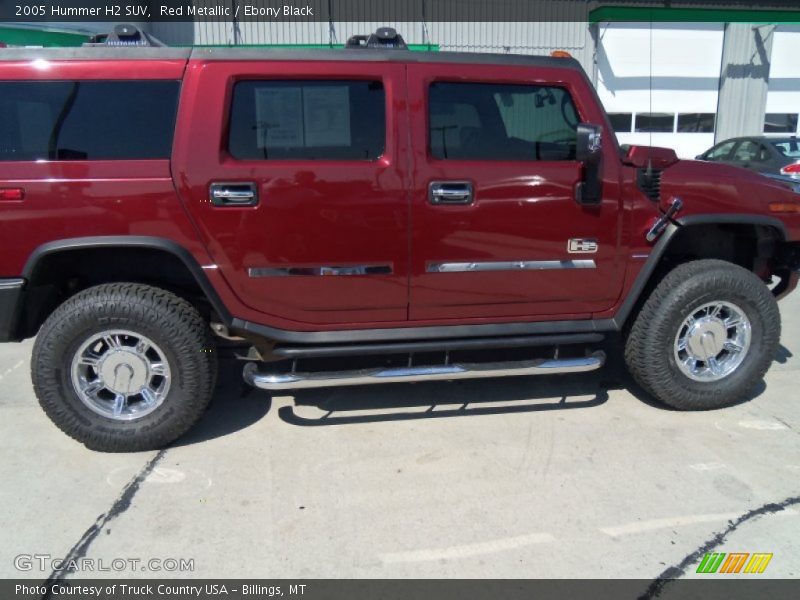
[613,215,788,332]
[16,236,231,339]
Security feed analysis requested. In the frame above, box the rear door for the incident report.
[175,59,410,328]
[407,62,624,320]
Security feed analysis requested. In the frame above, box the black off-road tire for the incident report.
[624,259,780,410]
[32,283,217,452]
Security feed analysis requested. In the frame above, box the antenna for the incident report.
[649,13,653,150]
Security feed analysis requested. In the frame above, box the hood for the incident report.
[659,159,797,212]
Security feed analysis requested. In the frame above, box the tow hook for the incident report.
[646,197,683,243]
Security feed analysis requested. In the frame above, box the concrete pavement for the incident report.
[1,294,798,585]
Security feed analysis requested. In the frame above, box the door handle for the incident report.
[429,181,474,205]
[209,182,258,206]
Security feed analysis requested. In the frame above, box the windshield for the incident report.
[770,139,800,158]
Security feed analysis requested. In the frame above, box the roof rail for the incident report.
[83,24,166,47]
[346,27,407,50]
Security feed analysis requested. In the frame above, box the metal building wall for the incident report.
[154,19,593,73]
[714,22,774,143]
[429,22,592,72]
[151,0,593,74]
[328,0,427,45]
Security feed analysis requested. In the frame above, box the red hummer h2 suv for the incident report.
[1,33,799,451]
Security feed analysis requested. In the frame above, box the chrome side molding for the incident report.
[243,351,605,391]
[0,278,25,290]
[427,260,596,273]
[248,264,392,277]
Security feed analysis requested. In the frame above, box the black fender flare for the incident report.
[609,214,788,329]
[21,235,232,324]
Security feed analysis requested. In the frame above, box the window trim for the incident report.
[225,77,389,163]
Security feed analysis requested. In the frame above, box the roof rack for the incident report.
[83,24,166,47]
[346,27,407,50]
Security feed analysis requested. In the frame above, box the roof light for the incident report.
[551,50,572,58]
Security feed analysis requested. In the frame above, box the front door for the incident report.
[176,60,410,327]
[407,62,625,320]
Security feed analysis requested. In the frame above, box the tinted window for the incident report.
[229,80,385,160]
[705,140,735,160]
[608,113,632,132]
[0,81,179,161]
[764,113,798,134]
[635,113,674,133]
[429,82,579,161]
[733,141,769,162]
[677,113,715,133]
[771,139,800,159]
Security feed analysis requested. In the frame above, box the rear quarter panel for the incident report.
[0,58,213,279]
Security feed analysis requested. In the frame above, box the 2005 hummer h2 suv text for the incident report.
[1,30,799,451]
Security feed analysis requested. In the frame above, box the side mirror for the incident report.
[576,123,602,163]
[575,123,603,205]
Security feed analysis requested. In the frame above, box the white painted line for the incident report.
[107,466,213,488]
[600,513,739,537]
[380,532,555,564]
[0,360,24,381]
[601,509,799,538]
[738,419,788,431]
[689,463,726,472]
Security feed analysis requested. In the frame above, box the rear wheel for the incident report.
[624,259,780,410]
[32,283,217,451]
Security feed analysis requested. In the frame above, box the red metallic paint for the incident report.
[173,60,412,325]
[406,62,626,319]
[622,145,678,169]
[0,59,187,80]
[662,160,800,237]
[0,54,798,337]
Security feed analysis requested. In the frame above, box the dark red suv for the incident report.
[1,38,798,451]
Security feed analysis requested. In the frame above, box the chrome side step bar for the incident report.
[243,351,605,391]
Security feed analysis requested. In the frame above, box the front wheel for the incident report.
[32,283,218,451]
[624,259,780,410]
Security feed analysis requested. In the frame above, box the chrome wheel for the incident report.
[673,301,751,382]
[70,330,171,421]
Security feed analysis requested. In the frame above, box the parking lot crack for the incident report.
[42,449,167,592]
[639,494,800,599]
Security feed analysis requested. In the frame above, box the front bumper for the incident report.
[0,278,24,342]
